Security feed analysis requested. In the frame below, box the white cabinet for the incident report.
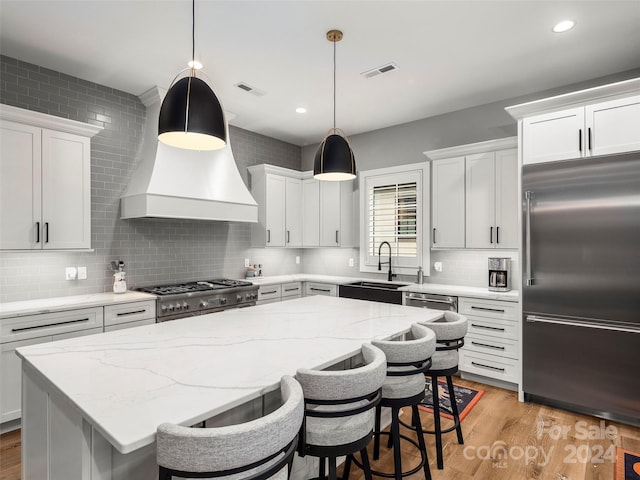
[285,178,302,246]
[302,179,320,246]
[426,138,518,250]
[249,165,302,248]
[465,149,518,249]
[281,282,302,300]
[517,92,640,165]
[304,176,354,247]
[431,156,465,248]
[257,284,282,305]
[0,306,103,425]
[458,297,519,385]
[256,282,302,305]
[103,300,156,331]
[0,106,101,250]
[304,282,337,297]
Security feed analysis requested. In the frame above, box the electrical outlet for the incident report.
[65,267,78,280]
[434,262,443,272]
[244,258,250,268]
[77,266,87,280]
[295,256,300,265]
[349,258,354,267]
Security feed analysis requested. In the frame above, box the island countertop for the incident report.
[17,296,444,455]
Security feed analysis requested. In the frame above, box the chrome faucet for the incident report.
[378,241,396,282]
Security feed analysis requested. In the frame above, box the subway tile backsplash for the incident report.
[0,55,302,302]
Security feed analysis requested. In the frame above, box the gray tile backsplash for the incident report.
[0,55,302,302]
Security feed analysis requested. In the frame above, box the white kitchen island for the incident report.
[17,296,444,480]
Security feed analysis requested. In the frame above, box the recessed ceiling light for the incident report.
[553,20,575,33]
[296,107,307,114]
[187,60,203,69]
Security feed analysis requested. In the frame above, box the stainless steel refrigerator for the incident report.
[522,152,640,426]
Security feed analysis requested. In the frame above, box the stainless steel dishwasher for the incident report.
[404,292,458,311]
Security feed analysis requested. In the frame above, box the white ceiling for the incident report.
[2,1,640,146]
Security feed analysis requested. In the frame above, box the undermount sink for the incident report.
[338,281,408,304]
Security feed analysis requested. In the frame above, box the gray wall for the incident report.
[302,68,640,170]
[0,55,302,302]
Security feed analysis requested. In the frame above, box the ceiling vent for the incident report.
[234,82,266,97]
[361,62,399,79]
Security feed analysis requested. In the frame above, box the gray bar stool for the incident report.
[369,323,436,480]
[156,375,304,480]
[418,311,468,470]
[295,343,387,480]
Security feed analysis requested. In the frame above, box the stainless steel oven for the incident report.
[137,279,259,322]
[403,292,458,312]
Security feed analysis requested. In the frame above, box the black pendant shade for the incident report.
[158,76,226,151]
[313,29,356,181]
[314,132,356,181]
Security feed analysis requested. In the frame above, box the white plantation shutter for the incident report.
[360,165,427,272]
[368,182,417,258]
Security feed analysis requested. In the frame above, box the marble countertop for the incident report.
[245,274,519,302]
[17,296,444,454]
[0,291,157,319]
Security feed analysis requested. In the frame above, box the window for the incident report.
[359,163,429,274]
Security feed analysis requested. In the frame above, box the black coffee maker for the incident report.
[488,257,510,292]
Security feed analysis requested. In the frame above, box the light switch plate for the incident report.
[349,258,354,267]
[434,262,443,272]
[77,266,87,280]
[295,256,300,264]
[244,258,250,268]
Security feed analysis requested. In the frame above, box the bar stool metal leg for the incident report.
[446,375,464,444]
[431,375,444,469]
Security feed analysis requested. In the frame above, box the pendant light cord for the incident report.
[191,0,195,65]
[333,36,336,130]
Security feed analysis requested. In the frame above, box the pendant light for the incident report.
[313,30,356,181]
[158,0,226,151]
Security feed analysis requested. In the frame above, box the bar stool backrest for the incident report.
[156,375,304,478]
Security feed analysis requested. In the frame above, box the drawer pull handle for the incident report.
[284,288,299,292]
[310,288,331,293]
[262,290,278,295]
[471,341,505,350]
[471,323,505,332]
[45,222,49,243]
[116,309,147,316]
[11,317,90,333]
[36,222,40,243]
[471,361,505,372]
[471,306,505,313]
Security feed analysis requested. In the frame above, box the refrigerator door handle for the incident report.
[526,315,640,334]
[525,190,535,286]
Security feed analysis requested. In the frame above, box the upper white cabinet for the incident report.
[506,79,640,165]
[425,137,518,250]
[466,149,518,249]
[248,165,301,247]
[431,156,465,248]
[250,165,354,248]
[0,105,101,250]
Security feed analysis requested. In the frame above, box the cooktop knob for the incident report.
[236,294,243,302]
[161,305,168,313]
[182,302,189,310]
[199,300,208,308]
[220,297,227,305]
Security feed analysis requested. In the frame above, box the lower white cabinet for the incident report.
[0,307,104,425]
[304,282,337,297]
[256,282,303,305]
[103,300,156,331]
[257,284,282,305]
[281,282,302,300]
[458,297,520,385]
[0,298,157,428]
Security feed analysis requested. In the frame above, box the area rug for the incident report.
[616,447,640,480]
[418,379,484,421]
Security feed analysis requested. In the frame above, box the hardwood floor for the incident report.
[1,378,638,480]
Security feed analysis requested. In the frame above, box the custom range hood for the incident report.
[120,86,258,222]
